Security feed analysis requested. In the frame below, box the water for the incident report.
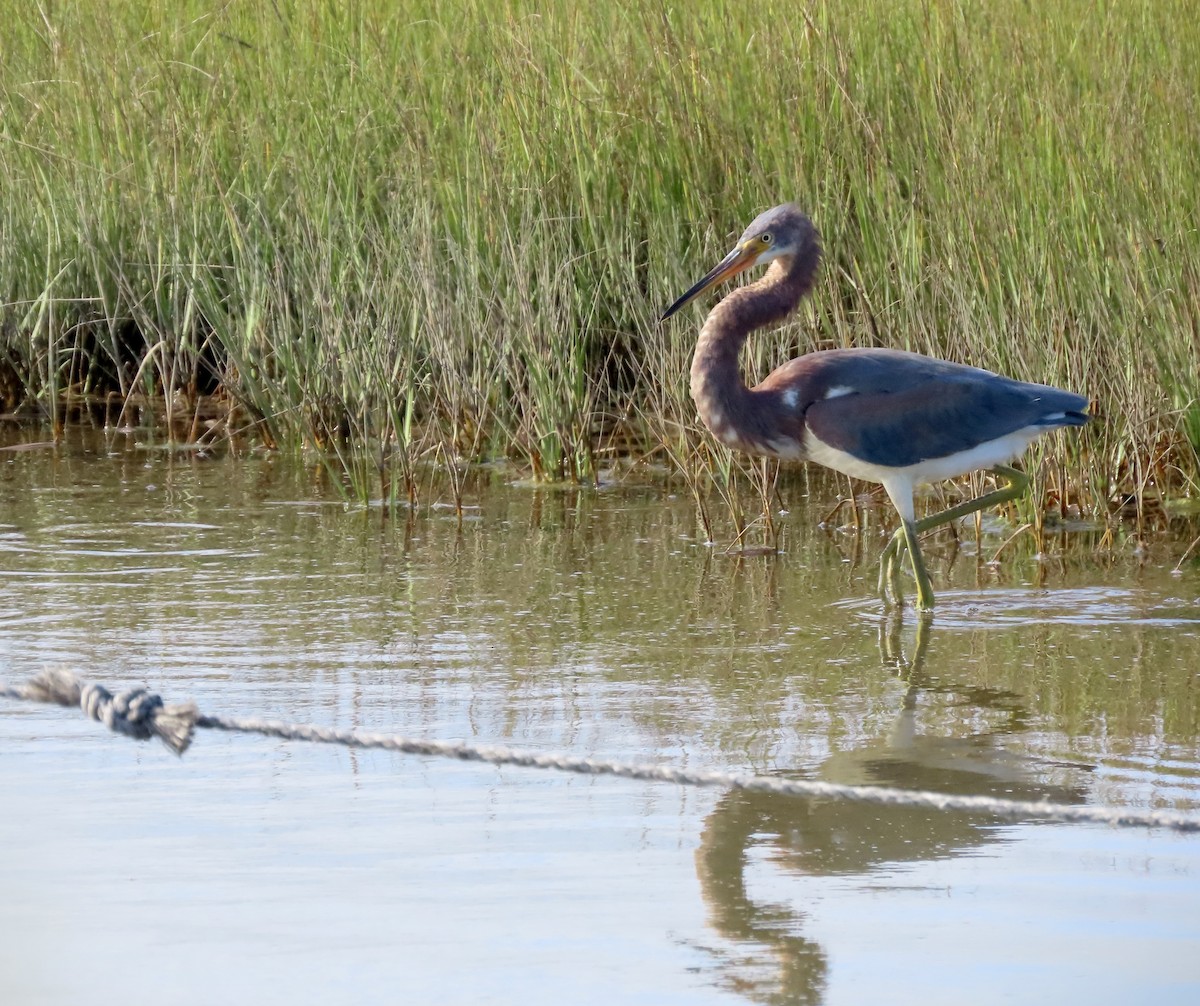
[1,428,1198,1004]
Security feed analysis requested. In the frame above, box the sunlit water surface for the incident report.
[2,429,1198,1005]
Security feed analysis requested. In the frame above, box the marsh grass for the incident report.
[1,0,1197,537]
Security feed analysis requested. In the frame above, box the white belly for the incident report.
[803,425,1049,522]
[803,425,1046,484]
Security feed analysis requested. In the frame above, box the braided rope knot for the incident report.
[81,683,161,738]
[13,668,198,755]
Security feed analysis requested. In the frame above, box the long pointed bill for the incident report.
[660,243,760,321]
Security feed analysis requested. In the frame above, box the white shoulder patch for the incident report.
[824,385,855,400]
[782,388,800,409]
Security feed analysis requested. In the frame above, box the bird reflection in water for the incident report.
[691,620,1089,1003]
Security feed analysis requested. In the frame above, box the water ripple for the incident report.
[835,587,1200,630]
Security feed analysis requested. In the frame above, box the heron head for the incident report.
[661,204,819,320]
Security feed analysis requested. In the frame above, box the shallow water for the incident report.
[1,428,1198,1004]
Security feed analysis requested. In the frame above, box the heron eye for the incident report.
[760,233,773,245]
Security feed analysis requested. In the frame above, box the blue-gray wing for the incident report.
[804,371,1088,468]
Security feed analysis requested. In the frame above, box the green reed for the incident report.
[1,0,1197,527]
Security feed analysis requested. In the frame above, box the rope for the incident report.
[4,669,1199,834]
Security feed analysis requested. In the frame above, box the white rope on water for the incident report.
[4,668,1199,833]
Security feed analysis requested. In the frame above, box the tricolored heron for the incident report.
[661,204,1089,611]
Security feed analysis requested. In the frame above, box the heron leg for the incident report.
[905,465,1031,537]
[878,532,907,607]
[896,519,933,611]
[877,466,1031,610]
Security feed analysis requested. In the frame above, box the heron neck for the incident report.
[689,251,817,429]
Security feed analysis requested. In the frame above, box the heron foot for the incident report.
[877,528,908,608]
[877,522,935,610]
[876,465,1032,612]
